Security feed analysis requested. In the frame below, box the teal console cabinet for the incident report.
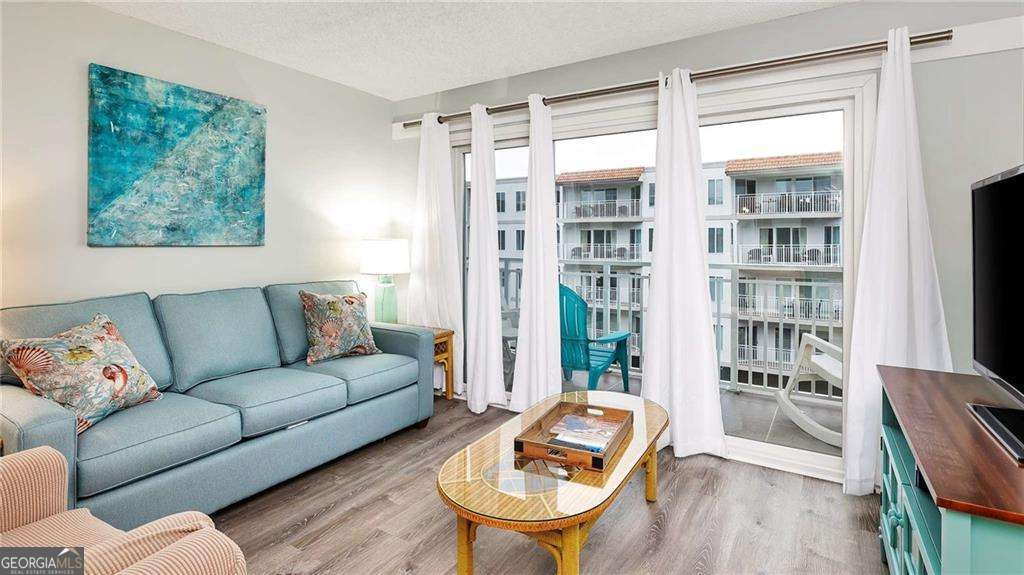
[879,366,1024,574]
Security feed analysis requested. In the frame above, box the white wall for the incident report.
[1,2,407,309]
[391,2,1024,372]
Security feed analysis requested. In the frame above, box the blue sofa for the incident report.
[0,280,434,529]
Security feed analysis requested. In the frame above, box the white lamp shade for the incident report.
[360,239,410,275]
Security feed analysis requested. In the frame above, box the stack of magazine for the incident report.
[548,413,620,453]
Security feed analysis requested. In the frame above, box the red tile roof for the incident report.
[725,152,842,174]
[556,167,645,184]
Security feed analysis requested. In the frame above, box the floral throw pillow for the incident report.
[1,314,162,434]
[299,291,381,364]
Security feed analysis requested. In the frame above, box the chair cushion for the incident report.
[1,508,123,548]
[288,353,416,405]
[264,280,359,365]
[0,292,173,390]
[77,393,241,498]
[186,368,346,437]
[153,288,281,392]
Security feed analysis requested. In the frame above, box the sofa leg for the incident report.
[414,418,430,429]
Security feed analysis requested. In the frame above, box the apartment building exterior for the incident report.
[494,152,843,399]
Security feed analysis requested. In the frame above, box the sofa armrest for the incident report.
[0,384,78,504]
[114,528,246,575]
[371,323,435,422]
[0,445,68,532]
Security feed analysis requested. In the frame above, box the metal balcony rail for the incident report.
[735,190,842,216]
[564,243,643,261]
[737,295,843,324]
[737,344,800,372]
[569,284,643,307]
[739,244,841,267]
[561,199,642,219]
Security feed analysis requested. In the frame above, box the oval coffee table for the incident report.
[437,391,669,575]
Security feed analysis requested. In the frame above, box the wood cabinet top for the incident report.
[880,365,1024,525]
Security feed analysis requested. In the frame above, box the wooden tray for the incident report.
[514,401,633,471]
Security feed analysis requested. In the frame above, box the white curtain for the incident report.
[509,95,561,412]
[844,27,952,495]
[466,105,507,413]
[641,69,726,459]
[408,112,465,395]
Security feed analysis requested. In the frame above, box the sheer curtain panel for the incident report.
[844,28,952,495]
[509,95,562,412]
[407,112,465,394]
[466,105,507,412]
[641,69,726,458]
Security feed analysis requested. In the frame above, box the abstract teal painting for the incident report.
[88,64,266,246]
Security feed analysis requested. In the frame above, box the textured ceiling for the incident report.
[99,2,837,101]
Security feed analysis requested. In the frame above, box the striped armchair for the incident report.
[0,446,246,574]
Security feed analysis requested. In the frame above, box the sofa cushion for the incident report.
[288,353,416,405]
[153,288,281,392]
[77,393,241,498]
[264,280,359,365]
[186,368,346,437]
[0,292,173,390]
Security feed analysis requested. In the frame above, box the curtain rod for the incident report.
[400,28,951,129]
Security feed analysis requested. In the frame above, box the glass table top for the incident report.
[437,391,669,525]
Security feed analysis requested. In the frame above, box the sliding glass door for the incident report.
[459,106,848,459]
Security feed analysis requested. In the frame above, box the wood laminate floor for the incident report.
[214,396,883,575]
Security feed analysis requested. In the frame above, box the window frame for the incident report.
[515,190,526,212]
[707,178,724,205]
[707,227,725,254]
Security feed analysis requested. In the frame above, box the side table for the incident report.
[431,328,455,399]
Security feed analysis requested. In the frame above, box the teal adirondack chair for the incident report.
[559,284,631,391]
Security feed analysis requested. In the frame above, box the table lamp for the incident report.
[360,239,410,323]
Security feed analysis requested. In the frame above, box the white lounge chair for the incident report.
[776,333,843,447]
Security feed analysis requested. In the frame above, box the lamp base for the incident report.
[375,275,398,323]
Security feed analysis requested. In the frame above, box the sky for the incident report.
[467,110,843,181]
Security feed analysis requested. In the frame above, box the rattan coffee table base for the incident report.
[441,443,659,575]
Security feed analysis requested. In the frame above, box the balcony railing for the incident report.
[735,190,842,216]
[738,244,841,267]
[563,243,643,262]
[562,199,641,219]
[737,344,799,372]
[737,294,843,325]
[570,284,643,308]
[500,268,843,399]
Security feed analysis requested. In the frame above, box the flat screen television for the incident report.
[972,163,1024,463]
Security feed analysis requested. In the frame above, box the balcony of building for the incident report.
[562,243,644,263]
[499,269,843,455]
[734,190,842,218]
[738,243,841,268]
[568,284,644,310]
[560,199,643,221]
[736,344,810,373]
[737,294,843,326]
[561,369,841,456]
